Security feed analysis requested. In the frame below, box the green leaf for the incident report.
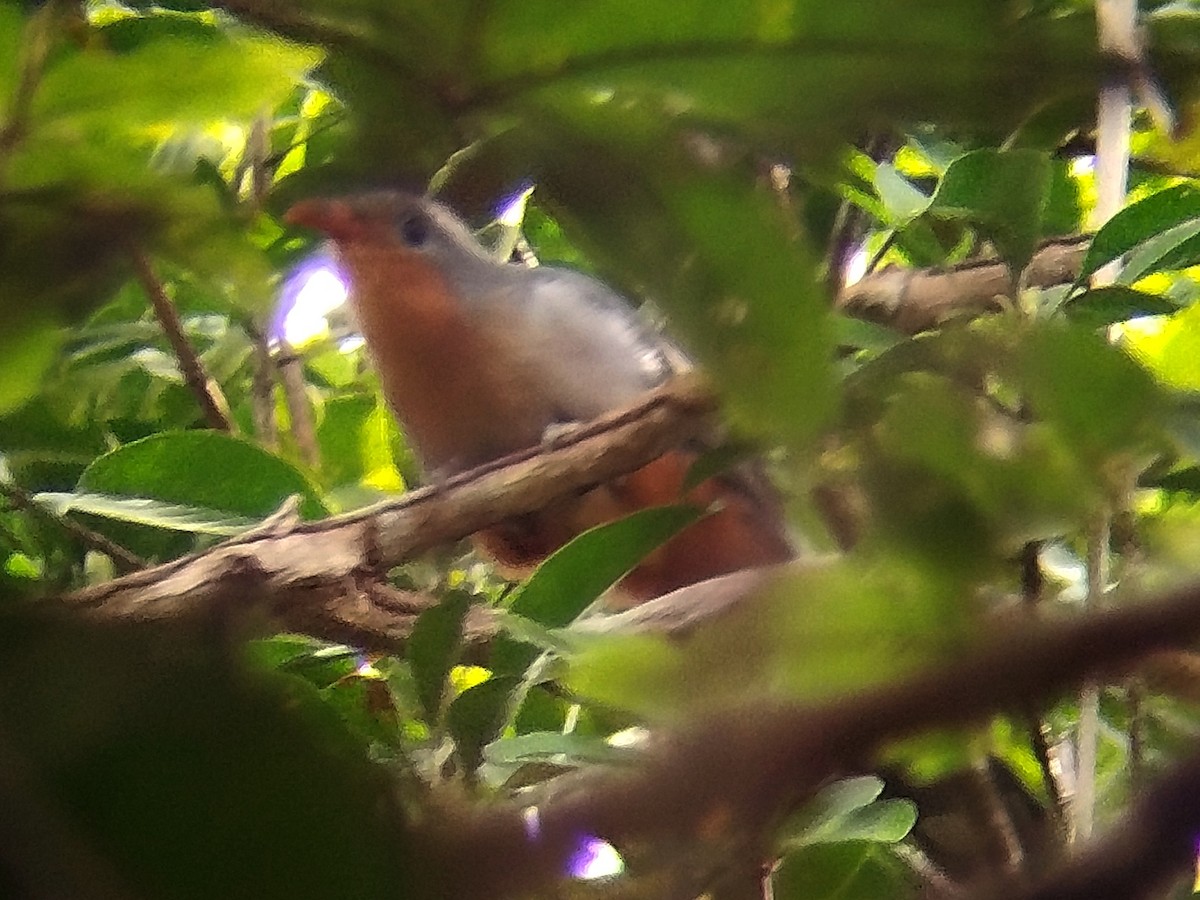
[930,149,1052,275]
[35,28,320,129]
[483,731,630,767]
[874,162,930,226]
[78,431,326,521]
[786,777,917,846]
[1077,183,1200,284]
[1122,302,1200,394]
[33,491,258,536]
[408,590,471,724]
[1061,285,1178,329]
[773,842,917,900]
[1018,324,1164,463]
[833,315,904,354]
[316,393,405,492]
[1114,218,1200,288]
[71,431,325,559]
[490,505,702,676]
[446,675,522,774]
[0,310,62,415]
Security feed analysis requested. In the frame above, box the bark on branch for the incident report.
[837,236,1089,334]
[59,377,719,639]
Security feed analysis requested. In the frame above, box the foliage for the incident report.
[5,0,1200,898]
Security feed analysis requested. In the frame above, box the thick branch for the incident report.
[59,377,719,625]
[415,571,1200,899]
[838,236,1088,334]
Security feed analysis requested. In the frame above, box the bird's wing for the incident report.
[506,266,682,422]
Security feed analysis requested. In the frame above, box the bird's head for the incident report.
[285,191,496,271]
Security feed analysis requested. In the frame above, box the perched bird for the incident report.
[285,191,794,604]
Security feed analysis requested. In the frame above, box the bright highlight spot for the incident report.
[607,726,650,749]
[522,806,541,842]
[843,244,870,288]
[567,836,624,880]
[272,255,350,348]
[1070,155,1096,177]
[355,655,382,678]
[496,183,535,227]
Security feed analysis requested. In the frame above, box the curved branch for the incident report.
[59,376,719,626]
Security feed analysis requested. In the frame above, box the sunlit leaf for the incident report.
[1077,183,1200,284]
[1061,285,1178,329]
[33,491,258,535]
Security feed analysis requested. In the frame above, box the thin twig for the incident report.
[1068,0,1136,844]
[1074,517,1111,842]
[1019,542,1069,837]
[126,246,234,432]
[0,3,57,183]
[249,325,279,450]
[0,481,147,573]
[275,344,320,469]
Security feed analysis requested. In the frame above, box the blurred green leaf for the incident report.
[483,731,629,767]
[875,162,931,226]
[446,675,521,774]
[0,310,61,415]
[930,149,1053,275]
[1123,302,1200,394]
[1018,323,1164,463]
[773,842,917,900]
[35,28,320,128]
[785,777,917,847]
[0,608,421,899]
[565,555,968,720]
[408,590,470,724]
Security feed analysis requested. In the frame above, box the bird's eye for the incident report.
[398,214,429,248]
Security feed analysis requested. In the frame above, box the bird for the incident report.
[285,190,795,605]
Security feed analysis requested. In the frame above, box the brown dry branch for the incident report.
[409,572,1200,899]
[60,376,719,635]
[837,236,1088,333]
[127,245,234,432]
